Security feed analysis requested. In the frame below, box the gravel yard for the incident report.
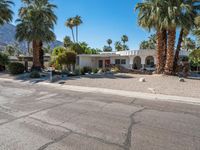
[62,74,200,98]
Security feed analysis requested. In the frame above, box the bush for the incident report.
[74,68,81,76]
[8,62,25,75]
[92,68,99,74]
[81,66,92,75]
[30,71,41,78]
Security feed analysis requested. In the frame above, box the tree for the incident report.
[70,43,84,54]
[136,0,166,73]
[4,45,15,56]
[189,49,200,71]
[103,46,112,52]
[63,36,73,48]
[140,34,156,49]
[0,0,14,25]
[182,37,196,51]
[16,0,57,71]
[56,50,76,70]
[121,35,129,50]
[173,0,200,74]
[107,39,112,47]
[0,52,9,66]
[115,41,123,51]
[73,15,83,43]
[65,18,75,43]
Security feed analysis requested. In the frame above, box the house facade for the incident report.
[77,49,189,70]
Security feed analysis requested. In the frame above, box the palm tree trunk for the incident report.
[32,40,42,71]
[156,30,164,74]
[162,29,167,69]
[173,28,184,74]
[71,28,75,43]
[76,26,78,43]
[165,28,176,75]
[39,41,44,69]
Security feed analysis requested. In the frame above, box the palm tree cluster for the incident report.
[65,16,83,43]
[140,34,156,49]
[136,0,200,75]
[103,35,129,52]
[15,0,57,70]
[0,0,13,25]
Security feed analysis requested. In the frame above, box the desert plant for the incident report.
[8,62,25,75]
[92,68,99,74]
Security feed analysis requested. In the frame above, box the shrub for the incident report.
[81,66,92,75]
[92,68,99,74]
[30,71,41,78]
[8,62,25,75]
[74,68,81,76]
[0,52,9,66]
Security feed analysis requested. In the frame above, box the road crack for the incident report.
[123,108,146,150]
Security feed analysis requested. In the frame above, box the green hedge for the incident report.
[8,62,25,75]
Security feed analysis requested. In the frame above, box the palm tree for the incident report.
[115,41,123,51]
[121,35,129,50]
[65,18,76,43]
[136,0,166,74]
[182,37,196,51]
[73,15,83,43]
[16,0,57,70]
[107,39,112,47]
[0,0,14,25]
[173,0,200,73]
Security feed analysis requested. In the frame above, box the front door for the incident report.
[105,59,110,68]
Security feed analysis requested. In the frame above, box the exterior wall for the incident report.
[78,49,188,70]
[110,56,130,68]
[79,56,93,68]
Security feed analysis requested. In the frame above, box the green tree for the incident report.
[173,0,200,74]
[73,15,83,43]
[65,18,75,43]
[182,37,196,51]
[115,41,123,51]
[0,0,14,25]
[121,35,129,51]
[103,46,112,52]
[63,36,73,48]
[16,0,57,71]
[107,39,112,47]
[0,52,9,66]
[189,49,200,71]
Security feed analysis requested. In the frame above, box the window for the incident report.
[121,59,126,65]
[115,59,120,65]
[98,60,103,68]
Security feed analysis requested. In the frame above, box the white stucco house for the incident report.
[77,49,189,70]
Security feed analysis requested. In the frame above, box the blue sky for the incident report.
[12,0,153,50]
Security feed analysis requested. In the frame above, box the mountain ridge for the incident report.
[0,24,63,53]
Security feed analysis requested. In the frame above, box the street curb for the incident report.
[0,77,200,105]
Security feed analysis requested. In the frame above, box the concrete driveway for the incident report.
[0,80,200,150]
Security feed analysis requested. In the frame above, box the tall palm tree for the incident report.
[65,17,75,43]
[73,15,83,43]
[107,39,112,47]
[16,0,57,70]
[136,0,167,74]
[121,35,129,50]
[173,0,200,73]
[0,0,14,25]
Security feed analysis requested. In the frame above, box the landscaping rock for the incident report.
[139,78,146,82]
[179,78,185,82]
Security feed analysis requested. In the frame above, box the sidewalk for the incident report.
[0,77,200,106]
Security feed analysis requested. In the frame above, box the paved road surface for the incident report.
[0,80,200,150]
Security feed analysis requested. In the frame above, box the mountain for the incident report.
[0,24,63,53]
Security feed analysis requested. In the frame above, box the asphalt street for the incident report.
[0,80,200,150]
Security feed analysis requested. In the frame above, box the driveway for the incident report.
[0,80,200,150]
